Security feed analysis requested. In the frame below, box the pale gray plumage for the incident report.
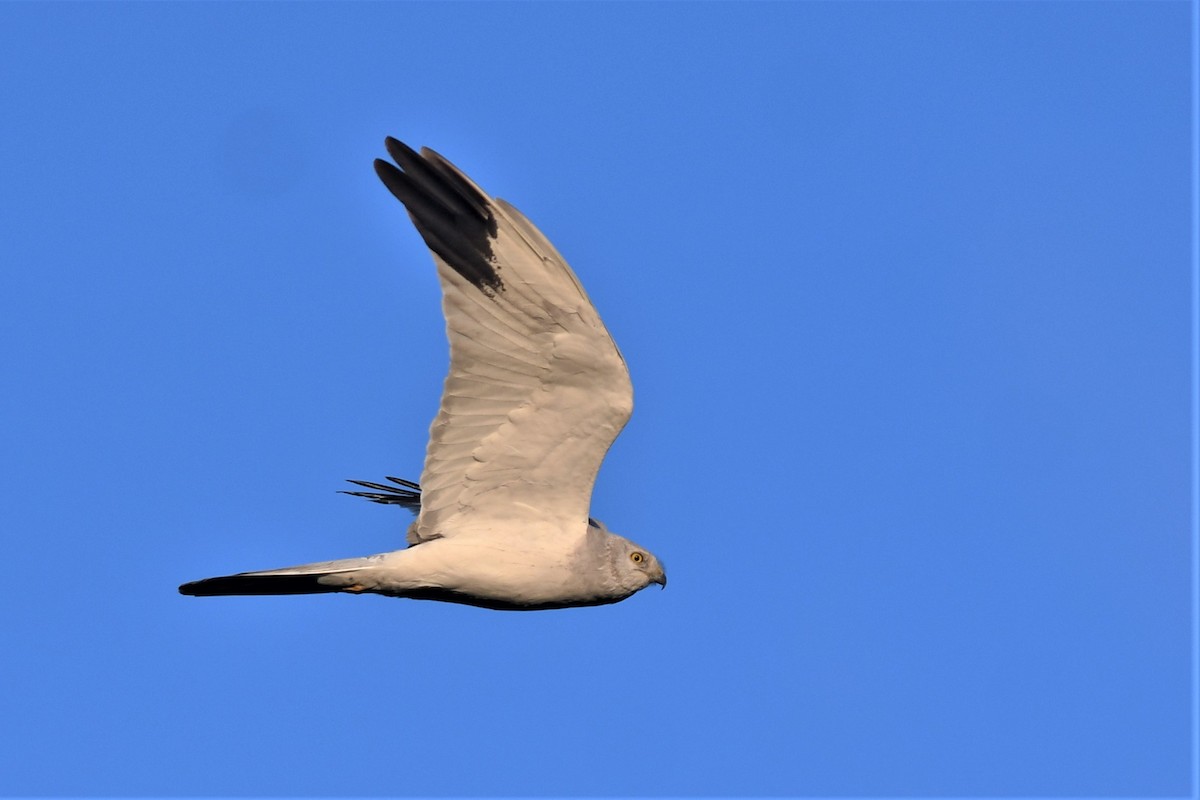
[178,138,665,610]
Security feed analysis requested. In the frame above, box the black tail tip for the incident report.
[177,573,341,597]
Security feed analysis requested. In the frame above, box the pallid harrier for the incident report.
[179,138,665,610]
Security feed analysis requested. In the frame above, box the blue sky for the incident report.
[0,2,1192,796]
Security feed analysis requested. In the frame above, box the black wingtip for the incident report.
[340,476,422,513]
[376,137,503,294]
[384,136,420,167]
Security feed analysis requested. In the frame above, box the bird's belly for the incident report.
[371,537,610,610]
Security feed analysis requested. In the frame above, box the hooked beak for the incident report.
[651,565,667,589]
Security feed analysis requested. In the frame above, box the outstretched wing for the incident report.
[374,139,632,541]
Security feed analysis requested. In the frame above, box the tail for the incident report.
[179,556,381,597]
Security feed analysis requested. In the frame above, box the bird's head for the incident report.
[601,529,667,594]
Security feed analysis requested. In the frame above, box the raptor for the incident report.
[179,138,665,610]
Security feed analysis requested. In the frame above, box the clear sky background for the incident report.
[0,2,1192,797]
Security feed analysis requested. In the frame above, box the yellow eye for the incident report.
[630,552,645,564]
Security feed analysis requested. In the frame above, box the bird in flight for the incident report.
[179,138,665,610]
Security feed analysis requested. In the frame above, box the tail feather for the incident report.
[179,572,344,596]
[179,556,382,597]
